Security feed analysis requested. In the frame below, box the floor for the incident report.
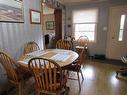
[67,60,127,95]
[7,60,127,95]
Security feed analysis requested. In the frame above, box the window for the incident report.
[72,8,98,41]
[118,14,126,41]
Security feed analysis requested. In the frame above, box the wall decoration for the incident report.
[43,0,65,10]
[30,9,41,24]
[46,21,54,30]
[0,0,24,23]
[56,1,60,7]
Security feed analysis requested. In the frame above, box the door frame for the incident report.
[106,5,127,59]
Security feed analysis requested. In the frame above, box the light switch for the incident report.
[103,27,107,31]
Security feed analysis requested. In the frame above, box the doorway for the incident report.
[41,2,62,49]
[106,5,127,60]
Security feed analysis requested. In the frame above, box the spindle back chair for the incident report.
[24,41,40,54]
[28,57,68,95]
[56,39,72,50]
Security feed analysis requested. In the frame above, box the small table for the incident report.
[18,49,79,68]
[116,56,127,77]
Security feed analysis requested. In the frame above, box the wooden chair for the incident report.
[66,48,84,91]
[65,36,75,51]
[28,57,69,95]
[24,41,40,54]
[76,36,89,59]
[56,39,72,50]
[76,36,89,48]
[0,52,23,95]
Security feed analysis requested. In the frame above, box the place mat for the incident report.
[26,50,48,57]
[50,54,71,62]
[19,55,34,61]
[18,58,32,64]
[51,49,70,55]
[18,55,34,64]
[18,50,50,64]
[18,50,71,65]
[39,52,57,59]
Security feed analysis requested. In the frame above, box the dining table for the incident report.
[18,49,79,68]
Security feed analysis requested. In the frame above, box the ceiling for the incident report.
[42,0,108,14]
[58,0,108,5]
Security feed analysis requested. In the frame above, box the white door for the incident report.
[106,6,127,60]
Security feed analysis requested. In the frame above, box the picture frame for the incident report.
[46,21,54,30]
[0,0,24,23]
[30,9,41,24]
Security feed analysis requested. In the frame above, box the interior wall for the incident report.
[0,0,44,59]
[43,14,55,35]
[0,0,43,93]
[65,0,127,56]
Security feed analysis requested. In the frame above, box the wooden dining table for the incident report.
[18,49,79,68]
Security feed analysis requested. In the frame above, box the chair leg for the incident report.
[80,70,84,80]
[6,81,10,95]
[36,91,40,95]
[63,70,65,75]
[65,86,69,95]
[66,70,69,77]
[116,71,118,77]
[77,72,81,91]
[18,83,22,95]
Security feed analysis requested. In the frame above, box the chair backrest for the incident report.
[0,52,19,83]
[77,36,89,49]
[24,41,40,54]
[56,39,72,50]
[28,57,63,91]
[76,48,84,65]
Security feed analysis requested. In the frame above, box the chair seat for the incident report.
[15,68,32,81]
[66,64,81,72]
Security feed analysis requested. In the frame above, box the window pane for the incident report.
[118,14,126,41]
[118,29,124,41]
[73,8,98,41]
[75,24,95,32]
[74,23,96,41]
[120,15,126,29]
[75,31,95,41]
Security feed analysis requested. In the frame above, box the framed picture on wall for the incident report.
[30,9,41,24]
[46,21,54,30]
[0,0,24,23]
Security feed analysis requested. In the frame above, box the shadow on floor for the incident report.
[91,58,127,66]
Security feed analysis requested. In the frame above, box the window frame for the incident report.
[72,8,98,42]
[118,14,126,41]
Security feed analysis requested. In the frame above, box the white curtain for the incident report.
[72,8,98,40]
[72,8,98,23]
